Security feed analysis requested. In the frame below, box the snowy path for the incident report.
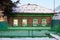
[0,33,60,40]
[50,33,60,40]
[0,38,56,40]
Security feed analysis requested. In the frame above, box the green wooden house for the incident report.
[0,4,55,37]
[8,4,54,27]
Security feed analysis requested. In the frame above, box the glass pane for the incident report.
[33,19,38,26]
[22,19,27,26]
[13,19,18,26]
[41,18,47,26]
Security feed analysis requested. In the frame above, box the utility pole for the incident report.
[54,0,55,13]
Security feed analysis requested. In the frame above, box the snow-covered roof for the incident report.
[12,4,54,13]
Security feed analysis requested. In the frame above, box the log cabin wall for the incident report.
[8,16,51,27]
[38,17,41,26]
[28,17,32,27]
[18,16,22,27]
[8,17,13,26]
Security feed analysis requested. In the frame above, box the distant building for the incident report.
[7,4,55,27]
[53,5,60,20]
[0,10,4,22]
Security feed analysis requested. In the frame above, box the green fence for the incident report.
[0,30,52,38]
[0,21,51,37]
[52,20,60,33]
[0,21,55,37]
[0,21,8,30]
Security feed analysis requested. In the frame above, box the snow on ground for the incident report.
[50,33,60,40]
[0,38,56,40]
[0,32,60,40]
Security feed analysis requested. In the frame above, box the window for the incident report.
[13,19,18,26]
[41,18,47,26]
[22,19,27,26]
[33,19,38,26]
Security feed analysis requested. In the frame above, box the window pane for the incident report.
[22,19,27,26]
[41,18,47,26]
[33,19,38,26]
[13,19,18,26]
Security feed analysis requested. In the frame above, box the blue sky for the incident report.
[12,0,60,10]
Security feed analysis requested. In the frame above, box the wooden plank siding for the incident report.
[8,16,52,27]
[28,17,32,27]
[9,17,13,26]
[18,16,22,27]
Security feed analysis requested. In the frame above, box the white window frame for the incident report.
[22,19,27,26]
[41,18,47,26]
[13,19,18,26]
[33,19,38,26]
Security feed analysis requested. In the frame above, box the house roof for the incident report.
[12,4,54,13]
